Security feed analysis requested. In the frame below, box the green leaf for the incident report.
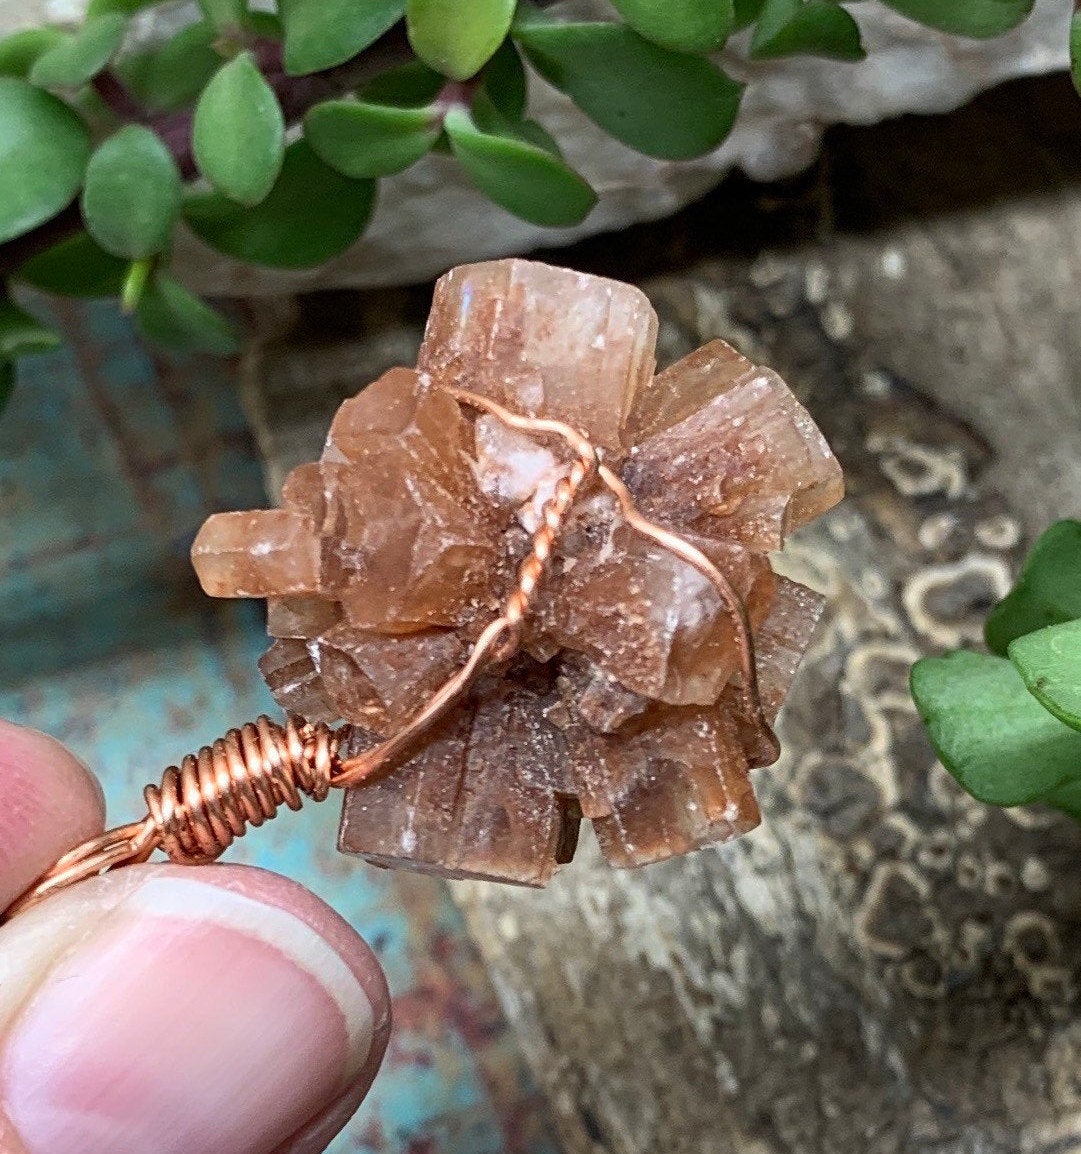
[504,115,560,152]
[193,52,285,205]
[361,60,445,106]
[481,38,527,120]
[0,361,13,417]
[243,10,284,39]
[0,78,90,245]
[16,231,127,297]
[1040,780,1081,822]
[1009,621,1081,734]
[29,14,126,88]
[911,650,1081,809]
[198,0,244,31]
[734,0,766,29]
[750,0,865,60]
[280,0,405,75]
[611,0,734,52]
[87,0,163,13]
[81,126,181,259]
[184,139,375,268]
[514,17,742,160]
[469,88,554,144]
[136,275,239,354]
[985,520,1081,655]
[407,0,515,81]
[0,29,67,79]
[444,105,596,226]
[1071,10,1081,97]
[0,299,61,358]
[879,0,1034,38]
[121,256,154,312]
[305,99,440,178]
[119,20,222,111]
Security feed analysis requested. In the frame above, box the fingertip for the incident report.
[0,863,389,1154]
[0,718,106,912]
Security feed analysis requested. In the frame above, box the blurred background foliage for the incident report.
[0,0,1056,405]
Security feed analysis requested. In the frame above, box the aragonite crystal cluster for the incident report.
[192,259,843,886]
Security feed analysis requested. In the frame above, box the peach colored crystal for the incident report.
[191,259,843,886]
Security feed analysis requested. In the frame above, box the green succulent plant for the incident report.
[0,0,1042,406]
[912,520,1081,820]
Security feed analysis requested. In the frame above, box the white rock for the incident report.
[2,0,1071,292]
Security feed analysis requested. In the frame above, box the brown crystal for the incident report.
[257,638,335,724]
[313,625,465,735]
[267,595,342,639]
[191,258,843,886]
[580,704,761,868]
[192,510,319,598]
[624,341,844,550]
[418,259,658,453]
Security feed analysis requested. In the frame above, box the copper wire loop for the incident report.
[4,389,775,921]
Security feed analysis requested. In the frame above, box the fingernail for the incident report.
[1,874,377,1154]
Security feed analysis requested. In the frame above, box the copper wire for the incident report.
[146,715,339,864]
[4,717,340,920]
[4,390,775,921]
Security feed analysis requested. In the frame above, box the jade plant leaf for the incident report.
[136,275,239,354]
[1009,620,1081,734]
[183,140,375,268]
[197,0,244,31]
[444,104,596,226]
[119,20,222,111]
[81,126,181,259]
[911,649,1081,809]
[243,10,284,39]
[0,29,67,79]
[87,0,162,13]
[0,299,61,359]
[193,52,285,206]
[611,0,734,52]
[879,0,1034,38]
[29,14,126,88]
[16,231,127,297]
[985,520,1081,656]
[305,99,441,178]
[280,0,405,75]
[121,256,154,312]
[0,79,90,245]
[750,0,865,60]
[734,0,767,28]
[481,38,527,120]
[361,60,445,106]
[407,0,516,81]
[514,16,742,159]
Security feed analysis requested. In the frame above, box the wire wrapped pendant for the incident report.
[4,258,843,920]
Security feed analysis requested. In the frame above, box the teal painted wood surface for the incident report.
[0,299,556,1154]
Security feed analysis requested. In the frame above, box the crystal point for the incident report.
[418,259,659,453]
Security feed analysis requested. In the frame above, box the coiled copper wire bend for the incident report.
[3,389,777,922]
